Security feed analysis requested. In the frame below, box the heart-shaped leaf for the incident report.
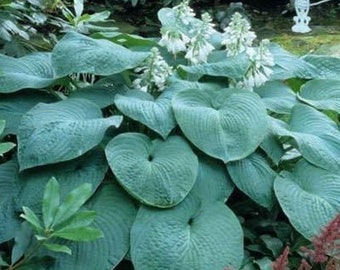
[191,156,234,203]
[227,151,277,209]
[49,183,138,270]
[0,53,56,93]
[298,79,340,113]
[302,55,340,80]
[105,133,198,208]
[173,88,268,163]
[114,89,176,139]
[269,44,319,80]
[255,81,299,114]
[274,159,340,239]
[269,104,340,172]
[131,194,243,270]
[18,98,122,170]
[0,90,57,136]
[52,32,149,77]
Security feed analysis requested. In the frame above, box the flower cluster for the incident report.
[238,39,274,89]
[184,12,216,64]
[221,12,256,56]
[301,214,340,263]
[132,47,173,93]
[159,2,274,90]
[221,12,274,90]
[272,246,290,270]
[159,28,190,55]
[158,1,215,64]
[173,0,195,25]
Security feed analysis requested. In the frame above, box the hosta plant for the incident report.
[1,1,340,269]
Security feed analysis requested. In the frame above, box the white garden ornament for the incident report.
[292,0,333,33]
[292,0,311,33]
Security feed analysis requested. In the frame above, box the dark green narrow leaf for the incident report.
[20,207,43,233]
[0,142,16,155]
[43,177,60,228]
[43,243,72,255]
[54,211,97,231]
[52,183,93,227]
[53,227,103,241]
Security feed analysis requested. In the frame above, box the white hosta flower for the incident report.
[185,38,214,64]
[200,12,216,37]
[133,47,173,93]
[159,28,190,55]
[238,39,274,90]
[173,0,196,25]
[221,12,256,56]
[185,12,215,64]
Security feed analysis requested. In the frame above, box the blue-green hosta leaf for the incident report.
[114,89,176,139]
[105,133,198,208]
[191,156,234,203]
[0,53,56,93]
[0,160,21,243]
[0,198,21,243]
[179,51,248,80]
[255,81,299,114]
[297,79,340,113]
[0,119,5,134]
[274,159,340,239]
[227,152,277,209]
[11,222,34,265]
[18,149,108,214]
[269,104,340,172]
[18,98,122,170]
[69,74,129,108]
[131,195,243,270]
[260,129,284,165]
[157,8,178,27]
[52,32,149,77]
[50,183,138,270]
[269,44,319,80]
[167,75,225,93]
[173,88,268,163]
[0,90,57,136]
[302,55,340,80]
[0,159,19,205]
